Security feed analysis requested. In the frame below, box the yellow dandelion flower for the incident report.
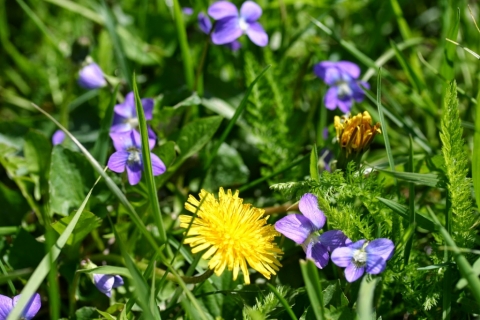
[334,111,381,156]
[179,187,283,284]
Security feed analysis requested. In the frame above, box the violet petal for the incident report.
[13,293,41,319]
[110,131,134,151]
[319,230,351,252]
[113,275,124,288]
[52,130,66,145]
[306,241,330,269]
[245,21,268,47]
[331,246,354,267]
[208,1,238,20]
[344,264,365,282]
[336,61,361,79]
[324,87,338,111]
[365,238,395,261]
[141,98,154,120]
[94,274,115,297]
[151,153,166,176]
[274,214,315,244]
[336,96,353,114]
[211,16,243,45]
[107,151,129,173]
[78,63,107,89]
[126,162,143,185]
[365,255,387,275]
[298,193,326,230]
[240,1,262,22]
[0,294,13,320]
[198,12,212,34]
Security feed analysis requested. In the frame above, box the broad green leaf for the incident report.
[49,146,95,216]
[51,211,102,245]
[377,197,437,231]
[0,181,30,226]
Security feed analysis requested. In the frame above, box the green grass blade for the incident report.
[113,221,161,320]
[299,259,325,320]
[101,0,132,89]
[371,168,441,187]
[427,207,480,306]
[7,174,103,320]
[203,65,271,175]
[30,103,160,251]
[92,85,119,165]
[172,0,194,90]
[310,144,319,182]
[390,40,424,92]
[44,0,103,24]
[132,74,166,244]
[376,69,395,174]
[404,135,415,265]
[440,7,459,82]
[377,197,436,231]
[357,276,380,320]
[473,89,480,210]
[266,283,298,320]
[0,259,16,294]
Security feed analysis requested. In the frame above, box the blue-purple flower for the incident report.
[198,12,241,51]
[93,274,124,297]
[107,130,166,185]
[208,1,268,47]
[0,293,41,320]
[78,63,107,90]
[314,61,369,113]
[52,130,65,145]
[275,193,350,269]
[111,92,156,139]
[182,7,194,15]
[331,238,395,282]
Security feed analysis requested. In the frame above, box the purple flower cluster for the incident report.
[275,193,394,282]
[314,61,369,113]
[195,1,267,48]
[107,92,166,185]
[0,293,41,320]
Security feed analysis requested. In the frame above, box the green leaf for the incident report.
[0,181,30,226]
[51,211,102,245]
[153,141,176,168]
[49,146,94,216]
[377,197,437,231]
[457,257,480,289]
[78,266,132,278]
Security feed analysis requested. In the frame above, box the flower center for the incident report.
[127,147,141,165]
[336,81,353,98]
[352,249,367,267]
[124,117,139,129]
[301,231,321,252]
[238,17,249,32]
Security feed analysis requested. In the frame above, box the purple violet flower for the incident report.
[208,1,268,47]
[313,61,369,113]
[93,274,124,298]
[275,193,350,269]
[331,238,395,282]
[319,148,333,172]
[111,92,156,140]
[107,130,166,185]
[78,63,107,90]
[52,130,65,145]
[182,7,194,15]
[198,12,241,51]
[0,293,41,320]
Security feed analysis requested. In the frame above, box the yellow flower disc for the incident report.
[179,188,283,284]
